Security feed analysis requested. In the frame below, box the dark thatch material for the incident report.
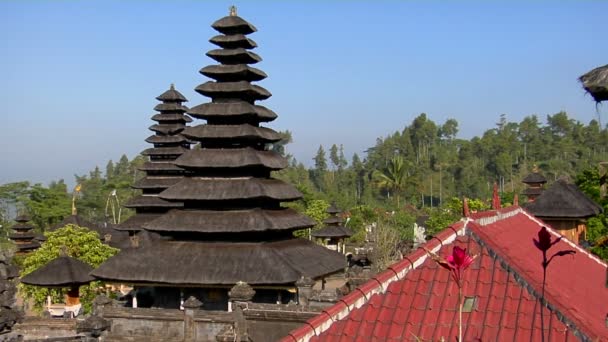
[91,238,344,286]
[524,179,603,218]
[187,102,277,122]
[8,233,36,240]
[21,256,94,287]
[195,81,271,101]
[132,177,183,190]
[175,148,287,170]
[326,204,340,215]
[156,85,188,102]
[10,223,34,231]
[16,242,41,251]
[212,15,257,35]
[159,178,302,201]
[181,124,280,142]
[522,172,547,184]
[145,134,188,144]
[138,162,184,172]
[143,208,314,233]
[15,214,30,222]
[210,34,257,49]
[148,124,185,135]
[579,64,608,102]
[312,226,353,239]
[200,64,266,82]
[153,103,189,112]
[323,216,343,225]
[35,234,46,242]
[151,113,193,123]
[124,196,183,209]
[141,146,189,156]
[522,188,543,196]
[114,214,163,232]
[206,48,262,65]
[50,215,113,237]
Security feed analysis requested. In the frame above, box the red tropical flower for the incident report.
[534,226,556,252]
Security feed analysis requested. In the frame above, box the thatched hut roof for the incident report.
[524,179,602,218]
[92,238,344,286]
[580,64,608,102]
[522,172,547,184]
[21,256,94,287]
[156,84,188,102]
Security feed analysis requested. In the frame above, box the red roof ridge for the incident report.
[281,220,468,342]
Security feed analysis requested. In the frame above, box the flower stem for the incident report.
[459,284,463,342]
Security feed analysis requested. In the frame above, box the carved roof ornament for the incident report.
[230,5,237,16]
[183,296,203,309]
[228,281,255,302]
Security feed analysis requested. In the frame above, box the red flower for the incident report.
[534,226,555,252]
[447,246,475,270]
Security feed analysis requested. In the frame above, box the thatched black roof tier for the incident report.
[206,48,262,65]
[323,216,343,225]
[312,226,353,239]
[188,102,277,122]
[181,124,281,142]
[195,81,271,102]
[522,172,547,184]
[138,162,184,172]
[200,64,266,82]
[160,178,302,201]
[50,215,113,237]
[92,238,344,286]
[15,214,30,222]
[10,223,34,231]
[8,233,36,240]
[212,15,257,35]
[524,179,602,218]
[210,34,257,49]
[522,188,543,196]
[327,204,341,215]
[132,177,183,190]
[141,146,189,157]
[579,64,608,102]
[143,208,314,233]
[124,196,183,209]
[148,124,185,135]
[21,256,94,287]
[153,103,189,112]
[175,148,287,170]
[145,134,189,145]
[17,242,41,251]
[151,113,193,123]
[114,213,163,232]
[156,85,188,102]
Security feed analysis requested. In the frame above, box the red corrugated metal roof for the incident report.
[283,207,607,342]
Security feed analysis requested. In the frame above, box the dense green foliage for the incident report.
[575,169,608,260]
[19,224,118,313]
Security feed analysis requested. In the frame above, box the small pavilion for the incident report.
[9,214,40,254]
[521,166,547,203]
[21,255,95,317]
[312,204,353,254]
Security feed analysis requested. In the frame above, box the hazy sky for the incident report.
[1,1,606,186]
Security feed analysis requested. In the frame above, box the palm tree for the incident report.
[374,155,408,207]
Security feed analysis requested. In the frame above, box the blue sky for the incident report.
[1,1,606,186]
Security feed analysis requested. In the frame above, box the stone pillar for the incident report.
[183,296,202,341]
[295,276,315,307]
[92,294,112,317]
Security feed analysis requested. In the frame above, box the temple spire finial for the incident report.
[229,5,237,16]
[170,83,175,90]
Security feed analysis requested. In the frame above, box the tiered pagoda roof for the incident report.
[93,10,345,287]
[116,85,192,232]
[312,204,353,239]
[9,214,40,253]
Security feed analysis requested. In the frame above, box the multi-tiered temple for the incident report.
[116,85,192,233]
[92,10,345,310]
[9,214,40,254]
